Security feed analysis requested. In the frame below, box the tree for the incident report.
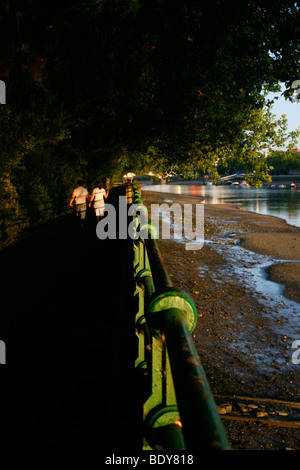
[1,0,300,243]
[266,149,300,174]
[44,0,300,179]
[216,102,300,185]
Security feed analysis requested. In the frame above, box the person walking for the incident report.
[89,181,109,222]
[70,180,89,228]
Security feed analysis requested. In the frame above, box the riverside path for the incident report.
[0,185,142,450]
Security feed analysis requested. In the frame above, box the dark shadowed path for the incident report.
[0,187,142,450]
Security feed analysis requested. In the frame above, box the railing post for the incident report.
[133,236,183,450]
[125,182,133,204]
[131,182,230,450]
[161,308,230,450]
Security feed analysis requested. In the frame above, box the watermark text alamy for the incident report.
[96,196,204,250]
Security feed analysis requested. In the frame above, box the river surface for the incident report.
[142,183,300,228]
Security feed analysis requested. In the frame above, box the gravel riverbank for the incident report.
[141,189,300,450]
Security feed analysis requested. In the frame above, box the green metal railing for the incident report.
[131,183,230,450]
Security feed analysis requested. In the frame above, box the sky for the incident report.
[267,83,300,150]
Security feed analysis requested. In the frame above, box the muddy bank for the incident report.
[267,263,300,304]
[238,232,300,260]
[142,189,300,306]
[141,189,300,450]
[236,226,300,305]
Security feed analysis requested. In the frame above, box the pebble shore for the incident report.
[142,189,300,450]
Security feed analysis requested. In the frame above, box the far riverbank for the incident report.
[138,174,300,186]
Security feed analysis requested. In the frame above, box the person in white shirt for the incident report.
[69,180,89,227]
[89,181,109,222]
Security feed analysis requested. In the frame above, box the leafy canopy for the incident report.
[1,0,300,244]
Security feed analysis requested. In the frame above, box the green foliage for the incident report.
[1,0,300,245]
[0,172,29,249]
[266,150,300,173]
[215,101,300,186]
[0,72,81,246]
[44,0,300,176]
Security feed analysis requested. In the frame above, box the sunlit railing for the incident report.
[132,183,230,450]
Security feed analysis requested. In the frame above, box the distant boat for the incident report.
[279,184,286,189]
[231,181,239,187]
[291,182,297,189]
[239,180,250,188]
[205,180,213,185]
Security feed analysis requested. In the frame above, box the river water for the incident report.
[142,183,300,228]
